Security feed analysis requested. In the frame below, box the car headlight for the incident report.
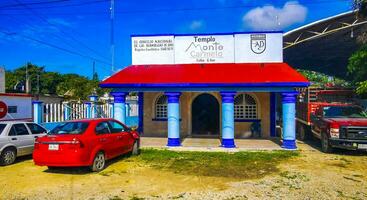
[330,128,339,138]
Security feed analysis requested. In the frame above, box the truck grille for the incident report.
[340,126,367,140]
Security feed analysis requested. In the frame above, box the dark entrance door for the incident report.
[192,93,219,135]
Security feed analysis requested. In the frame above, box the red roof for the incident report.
[100,63,309,88]
[0,93,33,97]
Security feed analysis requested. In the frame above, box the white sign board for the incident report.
[235,33,283,63]
[131,32,283,65]
[174,35,234,64]
[132,36,174,65]
[0,96,32,121]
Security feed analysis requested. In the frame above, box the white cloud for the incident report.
[243,1,307,31]
[189,20,205,31]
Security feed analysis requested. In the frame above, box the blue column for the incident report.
[281,92,298,149]
[63,101,70,121]
[220,92,236,148]
[165,92,181,147]
[89,95,98,118]
[126,103,130,117]
[109,102,114,118]
[32,101,43,124]
[85,102,91,118]
[111,92,127,124]
[138,92,144,134]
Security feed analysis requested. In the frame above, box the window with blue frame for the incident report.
[234,94,258,120]
[155,95,168,119]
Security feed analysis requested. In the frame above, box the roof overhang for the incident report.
[283,10,367,78]
[100,63,309,92]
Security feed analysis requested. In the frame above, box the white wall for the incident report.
[0,96,32,121]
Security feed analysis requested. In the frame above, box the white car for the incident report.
[0,121,47,165]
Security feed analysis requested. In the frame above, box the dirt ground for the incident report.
[0,141,366,200]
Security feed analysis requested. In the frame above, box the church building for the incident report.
[100,32,309,149]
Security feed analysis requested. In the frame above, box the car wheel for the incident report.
[298,124,311,141]
[321,132,333,153]
[47,166,59,170]
[132,140,140,156]
[90,152,105,172]
[0,148,17,166]
[298,125,306,141]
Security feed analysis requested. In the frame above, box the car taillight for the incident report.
[69,138,84,148]
[329,124,339,138]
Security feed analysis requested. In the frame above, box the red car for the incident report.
[33,118,140,172]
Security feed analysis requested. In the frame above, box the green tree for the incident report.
[5,63,107,100]
[5,62,45,94]
[347,44,367,97]
[354,0,367,16]
[5,70,18,92]
[356,80,367,95]
[297,69,351,87]
[56,74,95,100]
[347,45,367,82]
[40,72,63,94]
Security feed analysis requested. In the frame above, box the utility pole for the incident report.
[92,61,96,79]
[37,73,40,99]
[110,0,115,74]
[25,63,30,94]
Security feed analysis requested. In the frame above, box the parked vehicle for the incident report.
[296,86,356,140]
[310,104,367,152]
[0,122,47,165]
[33,118,140,172]
[296,86,367,152]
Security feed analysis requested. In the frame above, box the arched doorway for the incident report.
[191,93,219,135]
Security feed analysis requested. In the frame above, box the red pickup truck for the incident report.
[310,104,367,152]
[296,86,367,152]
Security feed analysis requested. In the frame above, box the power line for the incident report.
[1,0,110,10]
[1,14,99,60]
[0,29,112,71]
[0,0,69,9]
[13,0,111,64]
[0,0,351,11]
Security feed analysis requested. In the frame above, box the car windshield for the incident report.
[323,106,367,118]
[0,124,6,135]
[49,122,89,135]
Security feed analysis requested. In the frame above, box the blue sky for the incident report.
[0,0,352,79]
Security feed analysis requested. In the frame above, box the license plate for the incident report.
[358,144,367,149]
[48,144,59,151]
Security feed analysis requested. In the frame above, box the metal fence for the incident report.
[43,102,138,123]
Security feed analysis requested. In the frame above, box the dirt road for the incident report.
[0,141,366,200]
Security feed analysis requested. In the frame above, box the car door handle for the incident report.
[117,136,123,139]
[11,138,17,141]
[34,136,39,138]
[99,138,107,142]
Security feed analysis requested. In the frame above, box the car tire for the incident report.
[321,132,333,153]
[90,151,105,172]
[132,140,140,156]
[0,147,17,166]
[298,125,306,141]
[47,166,59,170]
